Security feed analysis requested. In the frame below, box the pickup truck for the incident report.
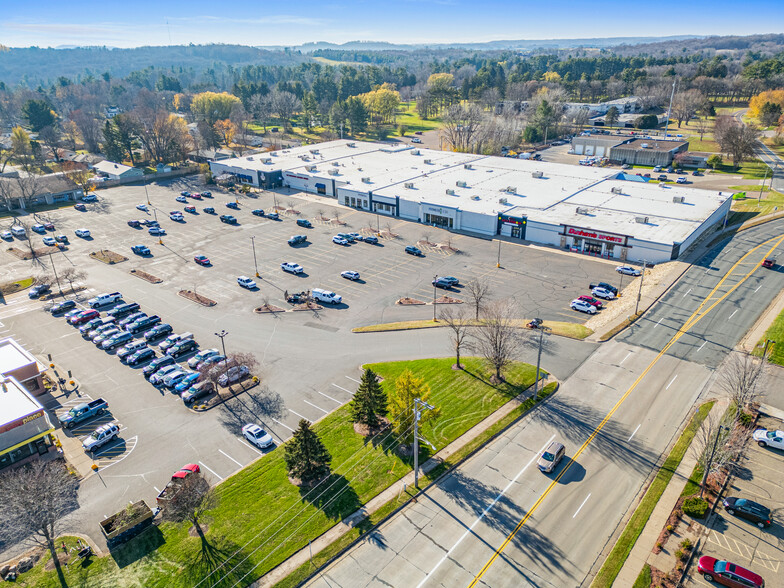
[88,292,123,308]
[157,464,201,505]
[100,500,155,549]
[58,398,108,429]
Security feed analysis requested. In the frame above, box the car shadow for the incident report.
[554,458,585,485]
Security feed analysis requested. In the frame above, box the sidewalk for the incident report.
[739,286,784,353]
[613,398,728,587]
[254,378,554,587]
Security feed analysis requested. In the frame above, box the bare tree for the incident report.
[465,278,491,320]
[693,409,745,498]
[440,103,485,152]
[221,351,259,391]
[695,117,710,141]
[271,90,301,132]
[59,267,86,294]
[713,116,760,169]
[160,472,216,543]
[248,93,273,133]
[716,351,766,414]
[672,90,705,128]
[440,305,470,369]
[470,299,520,383]
[72,109,103,153]
[0,461,79,588]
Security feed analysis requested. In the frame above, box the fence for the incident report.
[92,166,200,189]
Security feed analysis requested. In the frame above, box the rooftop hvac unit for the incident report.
[532,171,543,179]
[456,181,467,188]
[446,189,455,195]
[499,197,508,205]
[247,156,254,161]
[506,186,517,193]
[404,182,414,189]
[424,159,433,164]
[464,164,473,170]
[332,161,340,166]
[576,207,589,215]
[361,177,371,183]
[673,196,685,203]
[262,158,272,164]
[306,165,316,172]
[611,186,623,194]
[471,196,480,201]
[270,151,279,156]
[346,142,356,147]
[328,169,339,176]
[309,149,320,154]
[635,216,649,224]
[640,143,650,149]
[411,149,420,155]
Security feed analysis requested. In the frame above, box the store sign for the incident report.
[0,410,43,434]
[566,226,625,244]
[422,204,454,216]
[499,215,527,226]
[284,173,309,181]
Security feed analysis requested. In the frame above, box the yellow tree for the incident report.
[213,119,236,146]
[748,89,784,117]
[543,71,562,83]
[387,370,440,445]
[191,92,241,125]
[359,88,401,126]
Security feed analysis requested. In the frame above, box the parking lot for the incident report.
[685,414,784,588]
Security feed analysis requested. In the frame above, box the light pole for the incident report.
[433,275,438,321]
[618,271,625,296]
[496,240,501,268]
[413,397,435,488]
[251,236,259,278]
[143,175,151,206]
[48,251,63,296]
[634,262,646,315]
[534,322,551,399]
[215,330,228,372]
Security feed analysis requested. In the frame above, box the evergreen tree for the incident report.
[349,368,388,429]
[102,120,125,163]
[284,419,332,485]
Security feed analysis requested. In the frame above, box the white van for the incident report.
[11,226,26,238]
[312,288,342,305]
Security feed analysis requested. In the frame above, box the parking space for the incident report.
[685,414,784,587]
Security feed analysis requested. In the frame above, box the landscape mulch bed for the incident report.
[434,295,463,304]
[291,301,323,311]
[89,250,128,264]
[254,303,286,313]
[178,290,217,307]
[397,297,425,305]
[436,243,460,253]
[417,239,438,248]
[7,246,62,260]
[130,269,162,284]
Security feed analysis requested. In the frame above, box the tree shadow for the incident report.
[460,364,537,400]
[182,533,257,588]
[298,473,362,521]
[216,385,285,436]
[109,525,165,568]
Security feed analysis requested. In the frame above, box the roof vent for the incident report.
[635,216,649,224]
[305,165,317,172]
[446,189,455,195]
[404,182,414,189]
[328,169,339,176]
[262,158,272,164]
[576,207,590,215]
[506,186,517,193]
[464,164,473,170]
[456,181,467,188]
[611,186,623,194]
[471,195,480,201]
[309,149,320,154]
[361,177,371,184]
[424,159,433,164]
[673,195,685,203]
[332,161,340,166]
[532,171,543,178]
[247,156,254,161]
[640,143,650,149]
[411,149,420,155]
[346,142,356,147]
[499,197,508,205]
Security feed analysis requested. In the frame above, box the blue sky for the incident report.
[2,0,783,48]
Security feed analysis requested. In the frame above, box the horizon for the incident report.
[3,0,784,49]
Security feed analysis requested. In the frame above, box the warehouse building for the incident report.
[209,140,732,264]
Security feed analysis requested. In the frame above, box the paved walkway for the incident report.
[613,398,729,587]
[253,378,553,587]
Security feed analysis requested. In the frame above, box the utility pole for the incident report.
[534,323,551,399]
[759,167,769,204]
[251,236,259,277]
[618,271,625,297]
[413,397,435,488]
[496,240,501,268]
[635,262,646,315]
[48,251,63,295]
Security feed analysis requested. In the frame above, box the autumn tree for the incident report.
[387,370,439,446]
[284,419,332,485]
[191,91,242,126]
[134,110,192,164]
[348,368,388,429]
[672,90,705,128]
[213,119,236,147]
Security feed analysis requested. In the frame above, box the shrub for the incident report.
[666,524,673,532]
[675,548,684,560]
[680,538,693,550]
[683,497,709,518]
[636,114,659,129]
[707,154,723,169]
[738,411,754,427]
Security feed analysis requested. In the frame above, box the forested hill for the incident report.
[0,44,307,87]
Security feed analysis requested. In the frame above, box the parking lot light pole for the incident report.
[634,262,646,315]
[215,330,228,372]
[497,240,501,268]
[251,236,259,277]
[413,398,435,488]
[534,323,551,399]
[48,251,63,295]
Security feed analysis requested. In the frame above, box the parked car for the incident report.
[281,262,303,274]
[119,312,146,328]
[200,191,211,198]
[70,309,100,325]
[102,331,134,351]
[288,235,307,246]
[570,299,597,314]
[341,270,360,281]
[589,282,618,295]
[537,441,565,473]
[127,220,142,228]
[75,228,91,238]
[189,192,202,200]
[616,265,641,277]
[42,236,56,246]
[296,219,312,228]
[127,315,160,334]
[363,235,379,244]
[252,209,265,217]
[74,203,87,211]
[184,205,196,213]
[28,283,51,298]
[218,365,249,387]
[127,347,156,366]
[136,204,148,211]
[149,364,180,386]
[160,333,191,352]
[79,317,105,335]
[32,223,46,234]
[180,191,190,197]
[182,381,215,403]
[174,372,201,394]
[1,231,13,240]
[242,423,275,449]
[55,234,68,243]
[405,246,423,256]
[44,222,55,230]
[144,323,172,341]
[131,244,151,256]
[175,195,188,203]
[163,370,191,389]
[203,207,215,214]
[82,423,120,453]
[226,201,240,210]
[432,277,452,289]
[439,276,460,287]
[64,309,82,322]
[196,354,225,370]
[697,557,764,588]
[51,300,77,314]
[169,211,184,221]
[237,276,257,289]
[194,254,210,266]
[411,138,422,144]
[337,232,355,243]
[188,348,220,369]
[576,295,602,309]
[753,428,784,450]
[592,286,616,300]
[311,288,342,305]
[88,323,119,340]
[219,215,237,224]
[676,176,687,184]
[266,212,279,220]
[168,339,198,358]
[722,497,771,528]
[332,236,349,246]
[149,227,166,235]
[117,340,148,361]
[107,302,140,318]
[143,355,175,378]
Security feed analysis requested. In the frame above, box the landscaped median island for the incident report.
[353,318,593,339]
[11,357,546,587]
[88,250,128,264]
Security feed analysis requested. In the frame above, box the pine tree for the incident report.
[349,368,388,429]
[284,419,331,485]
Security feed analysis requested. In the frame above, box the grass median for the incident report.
[353,319,593,340]
[20,357,541,587]
[591,400,715,588]
[754,305,784,366]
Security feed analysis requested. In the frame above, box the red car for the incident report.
[172,463,200,479]
[74,203,87,211]
[697,556,764,588]
[189,192,202,200]
[762,258,775,269]
[184,205,197,213]
[577,295,602,309]
[69,309,100,325]
[44,222,55,230]
[194,255,210,266]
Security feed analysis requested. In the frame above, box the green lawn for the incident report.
[755,306,784,366]
[591,401,715,588]
[394,101,443,136]
[728,186,784,222]
[21,357,540,587]
[686,138,721,153]
[352,319,593,340]
[712,159,771,180]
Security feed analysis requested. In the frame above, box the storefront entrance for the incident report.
[562,225,628,259]
[425,213,453,229]
[584,240,602,255]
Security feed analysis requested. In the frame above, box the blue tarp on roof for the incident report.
[612,172,649,182]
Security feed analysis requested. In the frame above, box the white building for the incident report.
[209,140,733,264]
[92,160,144,181]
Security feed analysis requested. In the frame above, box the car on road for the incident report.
[341,270,360,281]
[577,295,602,309]
[203,207,215,214]
[32,224,46,234]
[432,277,452,289]
[415,131,423,135]
[266,212,280,220]
[219,214,237,224]
[194,254,210,266]
[281,262,303,274]
[218,365,249,387]
[537,441,565,473]
[188,348,220,369]
[615,265,641,276]
[226,201,240,210]
[127,220,142,228]
[762,258,775,269]
[75,228,91,238]
[143,355,176,378]
[405,245,423,256]
[127,347,156,366]
[82,423,120,453]
[51,300,76,314]
[411,138,422,143]
[148,227,166,235]
[74,203,87,211]
[42,236,57,246]
[242,423,275,449]
[150,364,180,386]
[168,339,198,359]
[117,340,148,361]
[722,496,771,528]
[237,276,257,289]
[296,219,312,228]
[136,204,148,211]
[752,428,784,450]
[676,177,687,184]
[252,209,265,217]
[363,235,379,244]
[175,195,188,203]
[131,244,151,256]
[697,557,764,588]
[102,331,133,351]
[181,381,215,404]
[332,236,349,246]
[144,323,172,341]
[288,235,307,246]
[591,286,615,300]
[28,284,51,298]
[570,299,597,314]
[70,309,100,325]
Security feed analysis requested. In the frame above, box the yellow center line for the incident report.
[466,234,784,587]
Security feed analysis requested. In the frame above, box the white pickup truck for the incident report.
[88,292,123,308]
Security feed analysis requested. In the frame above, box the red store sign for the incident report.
[565,226,626,244]
[0,410,44,435]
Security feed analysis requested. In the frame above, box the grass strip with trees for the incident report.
[591,401,715,588]
[754,307,784,366]
[352,318,593,340]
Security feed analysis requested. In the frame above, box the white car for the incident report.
[592,286,616,300]
[82,423,119,453]
[136,204,148,211]
[75,228,91,238]
[1,231,12,240]
[188,348,220,369]
[176,195,188,203]
[753,428,784,450]
[42,236,57,246]
[332,236,349,246]
[242,423,275,449]
[570,299,597,314]
[237,276,257,289]
[676,177,687,184]
[616,265,641,277]
[149,227,166,235]
[169,212,184,221]
[280,262,303,274]
[341,270,360,281]
[150,364,180,386]
[412,138,422,143]
[81,194,98,202]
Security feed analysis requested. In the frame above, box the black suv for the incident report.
[168,339,198,358]
[143,355,175,378]
[589,282,618,295]
[108,302,141,318]
[29,284,51,298]
[405,245,423,256]
[220,215,237,224]
[723,497,771,528]
[288,235,307,246]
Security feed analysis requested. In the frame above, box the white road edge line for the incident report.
[219,449,243,467]
[728,309,738,319]
[198,461,224,481]
[573,494,591,519]
[272,418,295,432]
[619,351,632,366]
[318,391,342,404]
[304,400,329,414]
[666,375,678,390]
[331,383,353,394]
[345,376,361,384]
[415,434,556,588]
[289,409,309,420]
[628,424,641,442]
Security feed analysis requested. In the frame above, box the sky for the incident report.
[2,0,784,48]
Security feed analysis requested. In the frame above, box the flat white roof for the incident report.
[219,140,381,174]
[0,376,44,428]
[0,338,38,376]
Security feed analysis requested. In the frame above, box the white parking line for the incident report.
[238,437,264,455]
[666,374,678,390]
[628,424,641,442]
[619,351,632,366]
[754,284,762,293]
[697,340,707,352]
[682,288,692,298]
[303,400,329,414]
[331,383,352,394]
[198,461,224,480]
[318,390,342,404]
[289,408,309,420]
[728,309,738,319]
[218,449,243,467]
[153,486,160,494]
[345,376,361,384]
[573,493,591,518]
[272,418,295,432]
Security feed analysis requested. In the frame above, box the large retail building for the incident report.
[209,140,733,264]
